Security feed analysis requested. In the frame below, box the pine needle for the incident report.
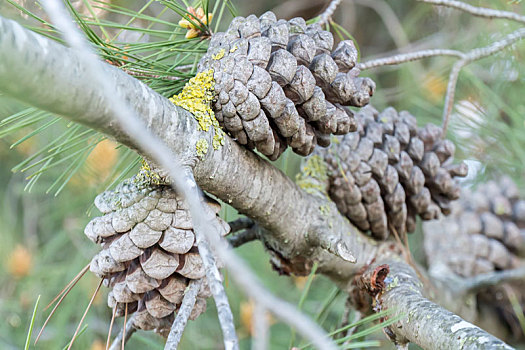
[24,295,41,350]
[61,325,88,350]
[44,263,90,311]
[35,264,91,345]
[289,262,319,348]
[106,307,118,350]
[122,303,128,350]
[67,279,103,350]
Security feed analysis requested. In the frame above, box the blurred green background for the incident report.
[1,0,524,349]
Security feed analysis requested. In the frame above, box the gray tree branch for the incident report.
[418,0,525,25]
[318,0,343,25]
[165,279,202,349]
[359,260,513,349]
[0,15,515,350]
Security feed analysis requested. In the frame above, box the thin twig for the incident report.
[335,297,352,340]
[359,27,525,136]
[227,227,259,248]
[461,266,525,294]
[228,217,254,234]
[165,279,203,349]
[342,309,362,346]
[417,0,525,25]
[318,0,343,26]
[195,236,239,349]
[357,49,464,70]
[252,302,269,350]
[109,316,136,350]
[441,27,525,135]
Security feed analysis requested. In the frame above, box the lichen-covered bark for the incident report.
[0,15,514,349]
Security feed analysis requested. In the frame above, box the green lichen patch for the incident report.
[169,69,225,152]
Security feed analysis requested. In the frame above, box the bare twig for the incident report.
[165,279,203,349]
[358,27,525,136]
[229,217,255,234]
[318,0,343,25]
[417,0,525,25]
[461,266,525,294]
[252,303,269,350]
[335,297,353,340]
[341,310,362,346]
[441,27,525,135]
[196,233,238,349]
[358,49,464,70]
[109,316,136,350]
[227,227,259,248]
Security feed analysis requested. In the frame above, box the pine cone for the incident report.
[424,176,525,277]
[85,177,229,336]
[423,176,525,339]
[198,12,375,160]
[319,105,467,240]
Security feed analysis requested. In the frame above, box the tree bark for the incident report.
[0,15,514,349]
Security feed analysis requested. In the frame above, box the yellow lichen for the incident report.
[135,159,164,186]
[212,48,226,60]
[229,45,238,53]
[196,138,209,158]
[296,155,329,196]
[319,204,330,215]
[169,69,225,152]
[300,155,328,181]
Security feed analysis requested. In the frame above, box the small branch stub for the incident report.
[360,264,390,297]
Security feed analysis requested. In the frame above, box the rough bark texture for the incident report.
[0,15,514,349]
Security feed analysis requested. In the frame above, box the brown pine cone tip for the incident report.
[198,12,375,160]
[423,176,525,339]
[85,176,230,336]
[317,105,467,240]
